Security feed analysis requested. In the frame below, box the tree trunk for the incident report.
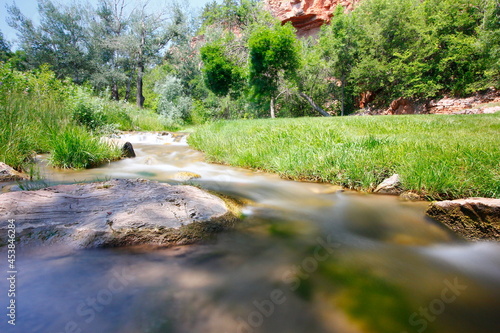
[125,78,131,102]
[136,63,145,108]
[111,82,119,101]
[270,97,276,118]
[341,75,346,116]
[298,92,331,117]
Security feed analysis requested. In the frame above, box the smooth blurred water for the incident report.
[1,132,499,333]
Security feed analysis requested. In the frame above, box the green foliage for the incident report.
[189,115,500,200]
[49,125,121,169]
[72,101,107,131]
[0,63,171,172]
[200,0,261,32]
[200,41,243,97]
[319,0,500,109]
[248,23,300,112]
[7,0,92,83]
[154,75,192,125]
[0,31,12,62]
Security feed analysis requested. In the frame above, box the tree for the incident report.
[89,0,131,100]
[0,31,12,62]
[200,41,242,97]
[479,0,500,88]
[318,5,358,115]
[248,23,300,118]
[7,0,92,83]
[126,1,189,108]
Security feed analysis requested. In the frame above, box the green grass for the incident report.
[1,91,174,172]
[49,126,121,169]
[188,115,500,200]
[0,93,67,169]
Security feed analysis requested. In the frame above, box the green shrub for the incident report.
[72,102,107,131]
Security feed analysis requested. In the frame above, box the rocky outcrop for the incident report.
[355,89,500,116]
[427,198,500,241]
[0,162,28,182]
[386,98,429,115]
[264,0,360,37]
[0,179,240,249]
[427,89,500,114]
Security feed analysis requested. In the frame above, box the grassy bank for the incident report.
[188,115,500,200]
[0,64,174,171]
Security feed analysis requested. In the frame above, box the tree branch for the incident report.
[298,92,331,117]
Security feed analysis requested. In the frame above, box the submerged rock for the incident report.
[172,171,202,182]
[0,179,239,248]
[374,174,403,195]
[426,198,500,241]
[0,162,28,182]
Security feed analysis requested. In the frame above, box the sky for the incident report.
[0,0,220,48]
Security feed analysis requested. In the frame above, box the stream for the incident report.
[1,132,500,333]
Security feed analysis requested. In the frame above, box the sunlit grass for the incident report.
[189,115,500,200]
[49,126,121,169]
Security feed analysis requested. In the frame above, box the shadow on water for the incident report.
[1,132,500,333]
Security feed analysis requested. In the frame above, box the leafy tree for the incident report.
[200,40,243,97]
[154,75,192,124]
[126,1,190,108]
[0,31,12,63]
[248,23,300,118]
[201,0,260,32]
[479,0,500,88]
[89,0,131,100]
[318,5,359,115]
[7,0,92,83]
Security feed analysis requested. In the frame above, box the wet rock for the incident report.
[426,198,500,241]
[0,179,239,249]
[101,137,136,158]
[121,141,136,158]
[400,191,422,201]
[0,162,28,182]
[374,174,403,195]
[172,172,202,182]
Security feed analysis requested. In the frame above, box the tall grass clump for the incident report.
[49,126,121,169]
[189,115,500,200]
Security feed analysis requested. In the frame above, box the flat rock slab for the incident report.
[0,179,238,249]
[427,198,500,241]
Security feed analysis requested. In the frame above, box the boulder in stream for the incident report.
[0,179,240,249]
[426,198,500,241]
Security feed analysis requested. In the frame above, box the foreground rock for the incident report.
[0,162,28,182]
[426,198,500,241]
[0,179,240,249]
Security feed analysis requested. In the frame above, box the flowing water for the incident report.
[1,132,500,333]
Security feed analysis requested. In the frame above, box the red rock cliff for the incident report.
[264,0,360,37]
